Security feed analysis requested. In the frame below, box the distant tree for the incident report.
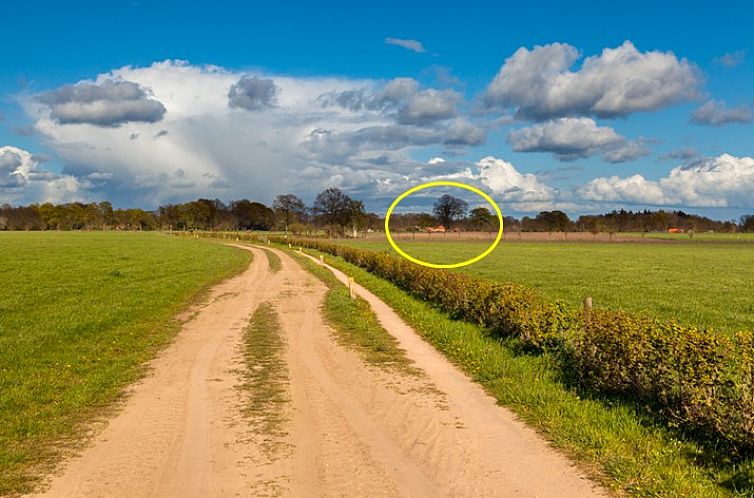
[313,188,349,227]
[741,214,754,232]
[311,188,367,236]
[468,207,496,231]
[230,199,274,230]
[433,195,468,229]
[272,194,307,232]
[503,216,520,232]
[535,210,571,232]
[346,199,367,237]
[159,204,184,230]
[98,201,114,228]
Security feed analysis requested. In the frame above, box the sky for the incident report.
[1,0,753,220]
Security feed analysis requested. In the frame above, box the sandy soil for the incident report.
[29,245,607,498]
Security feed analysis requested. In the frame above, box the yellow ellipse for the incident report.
[384,181,504,269]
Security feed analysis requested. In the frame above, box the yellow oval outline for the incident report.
[384,181,504,269]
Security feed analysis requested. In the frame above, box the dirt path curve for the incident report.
[287,249,608,498]
[30,244,608,498]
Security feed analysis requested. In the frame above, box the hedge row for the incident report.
[202,232,754,452]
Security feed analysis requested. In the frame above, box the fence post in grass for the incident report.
[288,243,292,249]
[348,277,356,299]
[319,254,324,265]
[583,296,593,325]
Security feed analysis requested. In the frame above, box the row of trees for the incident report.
[0,188,375,235]
[513,209,743,233]
[1,192,753,234]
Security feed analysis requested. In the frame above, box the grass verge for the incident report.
[299,247,753,498]
[0,232,251,496]
[241,301,289,457]
[292,253,419,376]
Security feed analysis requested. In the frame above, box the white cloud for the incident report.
[507,117,649,162]
[691,100,753,126]
[476,156,555,202]
[427,156,445,164]
[714,50,747,68]
[485,41,700,120]
[385,37,427,54]
[318,77,461,125]
[579,154,754,207]
[0,146,89,204]
[20,61,483,208]
[36,80,166,126]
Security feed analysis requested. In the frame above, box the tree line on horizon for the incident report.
[1,187,753,234]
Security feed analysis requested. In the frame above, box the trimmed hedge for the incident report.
[200,232,754,452]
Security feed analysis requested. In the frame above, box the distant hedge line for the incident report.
[197,232,754,453]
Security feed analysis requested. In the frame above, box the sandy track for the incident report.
[29,245,607,498]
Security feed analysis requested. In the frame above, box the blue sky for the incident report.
[1,0,753,220]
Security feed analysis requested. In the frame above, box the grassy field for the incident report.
[339,237,754,333]
[301,245,754,497]
[0,232,250,495]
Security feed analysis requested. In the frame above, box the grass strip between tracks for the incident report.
[293,253,420,377]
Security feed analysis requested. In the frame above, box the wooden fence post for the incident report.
[583,296,593,324]
[319,255,324,265]
[348,277,355,299]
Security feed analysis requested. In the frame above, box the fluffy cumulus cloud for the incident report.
[507,118,649,162]
[476,156,554,202]
[0,146,90,203]
[36,80,166,126]
[19,60,484,208]
[690,100,753,126]
[318,77,461,126]
[424,156,557,211]
[580,154,754,208]
[484,41,700,120]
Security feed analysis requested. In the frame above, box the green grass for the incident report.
[623,232,754,242]
[300,247,754,497]
[338,238,754,333]
[0,232,250,495]
[261,248,282,273]
[241,301,289,457]
[292,254,419,376]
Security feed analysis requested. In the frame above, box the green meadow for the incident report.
[0,232,250,495]
[339,237,754,333]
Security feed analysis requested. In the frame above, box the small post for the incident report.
[582,296,593,324]
[298,247,302,253]
[348,277,356,299]
[288,243,292,249]
[235,236,239,241]
[267,239,271,245]
[319,254,324,265]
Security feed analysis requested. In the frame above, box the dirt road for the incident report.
[31,245,607,498]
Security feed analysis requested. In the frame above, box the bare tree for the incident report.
[272,194,306,232]
[433,194,468,229]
